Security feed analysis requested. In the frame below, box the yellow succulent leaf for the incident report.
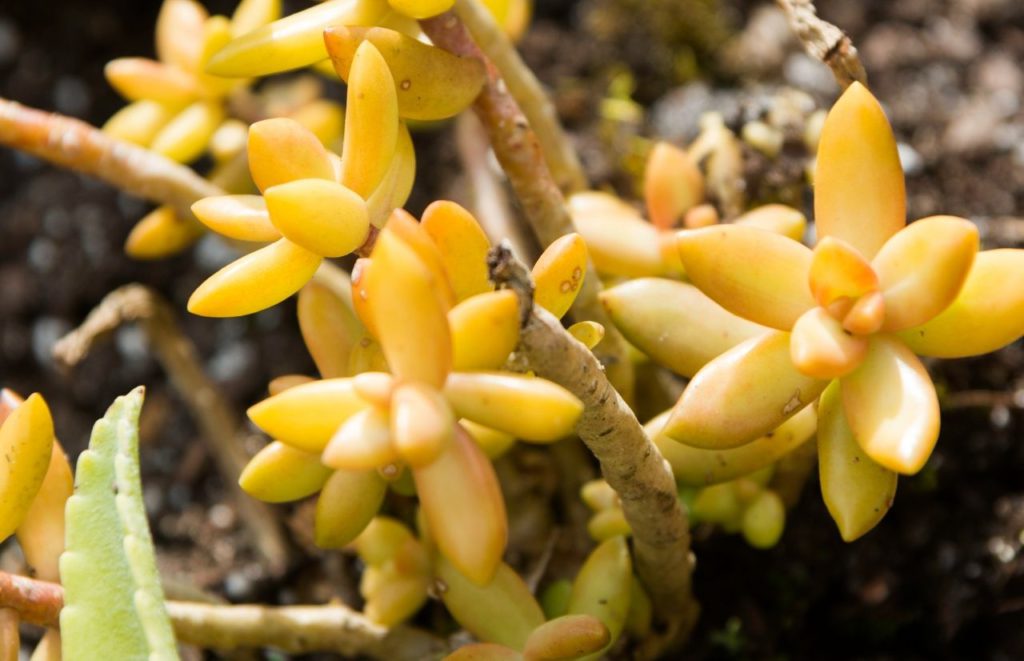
[124,206,205,260]
[385,209,457,309]
[648,406,816,487]
[230,0,281,37]
[587,508,631,541]
[818,380,897,541]
[814,82,906,258]
[421,200,493,302]
[840,336,939,475]
[898,249,1024,357]
[206,0,391,77]
[155,0,208,72]
[524,615,611,661]
[644,141,704,230]
[600,278,768,379]
[809,236,879,310]
[239,441,332,503]
[460,419,516,459]
[325,26,486,121]
[297,281,364,378]
[188,238,322,317]
[533,233,587,319]
[677,225,815,331]
[288,99,345,149]
[391,382,454,467]
[16,439,73,582]
[247,117,336,192]
[580,479,618,512]
[437,558,543,651]
[740,490,786,549]
[841,290,885,336]
[733,204,807,241]
[209,118,249,162]
[195,17,240,98]
[314,468,387,548]
[873,215,979,331]
[365,228,453,388]
[352,371,396,408]
[386,0,454,19]
[191,195,280,242]
[664,331,827,449]
[691,483,743,527]
[365,122,416,228]
[264,179,369,258]
[449,290,520,371]
[567,321,604,350]
[354,517,412,566]
[149,101,225,163]
[267,374,315,395]
[568,192,664,277]
[567,536,632,659]
[322,407,398,471]
[415,426,507,585]
[363,572,430,627]
[248,378,367,453]
[102,100,176,146]
[790,307,869,379]
[105,57,198,105]
[445,643,522,661]
[443,372,583,443]
[340,41,399,199]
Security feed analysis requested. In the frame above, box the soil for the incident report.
[2,0,1023,659]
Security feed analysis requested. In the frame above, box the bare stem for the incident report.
[453,0,588,194]
[52,284,290,574]
[491,245,698,650]
[421,11,635,401]
[0,98,221,224]
[0,609,19,661]
[0,571,447,660]
[775,0,866,89]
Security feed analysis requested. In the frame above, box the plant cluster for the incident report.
[1,0,1023,659]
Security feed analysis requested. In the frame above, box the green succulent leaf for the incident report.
[60,387,178,660]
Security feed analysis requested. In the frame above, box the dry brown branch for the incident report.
[775,0,866,89]
[490,245,698,651]
[0,571,447,660]
[52,284,290,574]
[0,98,221,224]
[422,11,635,401]
[0,609,19,661]
[453,0,588,194]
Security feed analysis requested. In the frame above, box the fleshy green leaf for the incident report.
[61,388,178,660]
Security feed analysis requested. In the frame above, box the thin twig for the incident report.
[453,0,588,194]
[52,285,291,574]
[0,571,448,660]
[0,98,220,224]
[775,0,866,89]
[491,245,698,650]
[421,11,635,401]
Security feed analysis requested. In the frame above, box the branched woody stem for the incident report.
[775,0,866,89]
[421,11,635,401]
[0,99,220,224]
[51,284,291,574]
[453,0,588,194]
[0,571,447,660]
[490,245,698,650]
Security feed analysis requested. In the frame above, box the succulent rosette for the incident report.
[658,82,1024,540]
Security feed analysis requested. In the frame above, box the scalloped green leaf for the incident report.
[60,387,178,660]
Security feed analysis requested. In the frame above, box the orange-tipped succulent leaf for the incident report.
[872,215,979,331]
[156,0,208,71]
[533,233,588,319]
[789,307,869,379]
[390,382,454,467]
[188,238,322,317]
[0,394,56,541]
[414,426,507,585]
[248,117,336,192]
[384,208,457,309]
[124,206,204,260]
[818,381,897,541]
[321,407,398,471]
[325,26,486,121]
[104,58,198,105]
[677,225,816,331]
[664,331,827,449]
[365,122,417,228]
[568,192,664,277]
[814,82,906,258]
[297,280,364,379]
[733,204,807,242]
[264,179,370,257]
[808,236,879,310]
[365,229,453,387]
[191,195,280,242]
[340,41,400,199]
[247,378,367,453]
[644,141,704,230]
[448,290,520,371]
[840,336,940,475]
[421,201,493,302]
[898,249,1024,357]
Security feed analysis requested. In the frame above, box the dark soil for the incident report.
[2,0,1023,659]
